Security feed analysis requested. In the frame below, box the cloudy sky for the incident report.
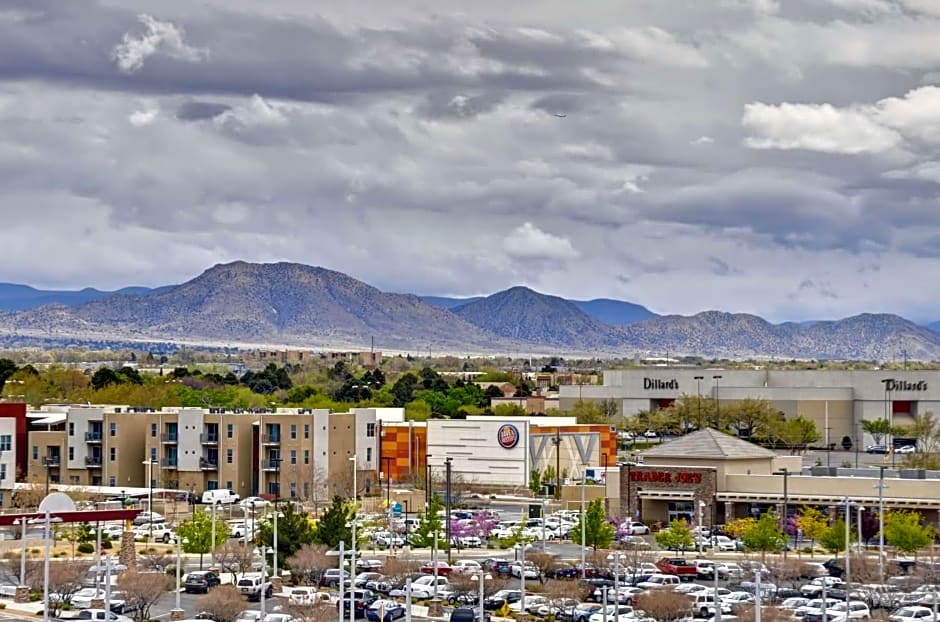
[2,0,940,323]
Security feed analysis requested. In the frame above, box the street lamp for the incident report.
[143,459,157,542]
[580,457,588,579]
[515,543,527,618]
[471,573,493,622]
[712,375,723,429]
[874,465,888,583]
[607,552,623,607]
[856,505,865,555]
[271,457,282,581]
[349,454,358,622]
[774,468,789,559]
[425,455,433,507]
[382,456,393,550]
[694,376,704,429]
[698,500,706,552]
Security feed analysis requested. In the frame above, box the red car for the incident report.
[421,561,453,575]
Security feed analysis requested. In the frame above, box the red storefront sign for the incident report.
[629,470,702,485]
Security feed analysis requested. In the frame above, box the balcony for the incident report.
[262,434,281,445]
[199,433,219,445]
[199,458,218,470]
[84,455,102,467]
[160,433,178,444]
[262,459,283,471]
[42,456,61,468]
[84,432,103,443]
[160,458,178,469]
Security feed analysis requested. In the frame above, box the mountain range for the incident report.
[1,261,939,359]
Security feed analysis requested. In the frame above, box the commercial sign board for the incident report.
[629,470,703,485]
[883,379,928,391]
[644,378,679,390]
[497,424,520,449]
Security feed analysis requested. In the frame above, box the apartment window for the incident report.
[290,450,297,465]
[32,446,38,460]
[108,476,116,487]
[109,447,116,461]
[150,423,157,437]
[109,422,117,437]
[290,424,297,440]
[304,424,309,439]
[0,464,6,481]
[366,447,372,462]
[303,482,310,498]
[150,448,157,461]
[366,423,376,437]
[69,422,74,436]
[70,475,80,484]
[227,423,233,438]
[304,450,309,465]
[226,481,233,490]
[69,447,74,460]
[289,482,297,498]
[207,480,218,490]
[227,449,233,464]
[0,435,11,451]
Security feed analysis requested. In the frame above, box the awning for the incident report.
[637,489,696,500]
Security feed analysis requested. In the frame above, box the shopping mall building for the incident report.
[560,369,940,449]
[612,428,940,530]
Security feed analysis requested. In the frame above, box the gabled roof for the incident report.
[640,428,776,460]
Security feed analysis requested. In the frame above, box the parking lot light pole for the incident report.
[856,505,865,555]
[712,375,723,429]
[844,496,851,604]
[774,468,789,559]
[473,573,491,622]
[875,466,888,584]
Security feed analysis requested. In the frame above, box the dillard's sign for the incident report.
[884,379,928,392]
[644,378,679,390]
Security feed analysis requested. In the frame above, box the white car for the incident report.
[896,445,917,454]
[509,595,549,614]
[452,559,482,573]
[622,521,651,535]
[288,587,331,605]
[72,588,128,612]
[588,605,635,622]
[510,562,540,579]
[637,574,680,589]
[710,535,739,551]
[828,601,872,620]
[801,577,845,597]
[891,607,938,622]
[240,496,270,509]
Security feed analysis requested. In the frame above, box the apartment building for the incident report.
[20,403,404,503]
[0,403,27,506]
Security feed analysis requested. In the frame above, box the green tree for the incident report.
[723,398,778,438]
[177,509,230,569]
[898,412,940,468]
[258,503,316,568]
[569,400,607,424]
[529,469,542,494]
[492,403,527,417]
[91,367,121,390]
[884,510,933,555]
[0,359,18,388]
[313,496,353,549]
[795,506,828,556]
[820,518,853,554]
[862,418,896,447]
[569,498,615,551]
[773,417,820,453]
[409,495,444,548]
[741,512,786,561]
[653,519,694,553]
[404,399,432,421]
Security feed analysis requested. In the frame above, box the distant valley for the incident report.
[1,261,939,359]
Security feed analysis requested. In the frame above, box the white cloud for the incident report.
[504,222,579,262]
[742,102,900,154]
[112,14,208,73]
[128,109,158,127]
[690,135,715,145]
[606,27,709,68]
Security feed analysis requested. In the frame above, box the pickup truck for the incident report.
[654,557,698,578]
[72,609,133,622]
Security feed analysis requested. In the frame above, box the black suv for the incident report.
[483,590,521,611]
[451,607,491,622]
[184,571,221,594]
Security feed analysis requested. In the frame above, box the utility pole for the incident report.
[445,457,453,563]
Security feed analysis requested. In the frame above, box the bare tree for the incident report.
[46,561,89,617]
[286,602,335,622]
[215,541,259,584]
[138,550,174,573]
[196,585,246,622]
[12,471,46,510]
[119,570,171,622]
[286,544,332,586]
[738,605,792,622]
[635,589,687,622]
[0,554,42,589]
[542,580,588,621]
[766,558,807,593]
[382,556,421,585]
[527,552,557,584]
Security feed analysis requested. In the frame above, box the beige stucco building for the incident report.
[616,428,940,528]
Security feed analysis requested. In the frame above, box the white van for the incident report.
[202,489,240,505]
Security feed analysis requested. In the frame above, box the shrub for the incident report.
[102,540,113,550]
[77,542,95,554]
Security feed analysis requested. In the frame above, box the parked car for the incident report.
[891,607,938,622]
[319,568,351,588]
[451,606,491,622]
[365,599,406,622]
[240,496,270,510]
[421,561,453,575]
[336,589,378,619]
[184,571,221,594]
[76,610,133,622]
[483,590,522,610]
[896,445,917,454]
[202,489,240,505]
[236,574,273,601]
[132,512,165,526]
[866,445,889,454]
[621,521,651,536]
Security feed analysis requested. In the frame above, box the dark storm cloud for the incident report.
[175,101,230,121]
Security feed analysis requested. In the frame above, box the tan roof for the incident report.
[640,428,776,460]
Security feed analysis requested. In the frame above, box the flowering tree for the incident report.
[470,511,499,540]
